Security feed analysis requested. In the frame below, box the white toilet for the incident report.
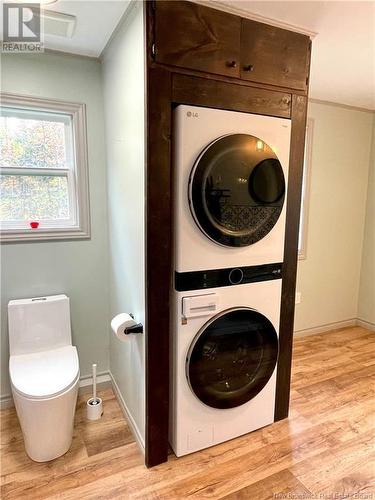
[8,294,79,462]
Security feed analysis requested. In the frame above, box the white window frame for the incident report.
[0,93,90,242]
[298,118,314,260]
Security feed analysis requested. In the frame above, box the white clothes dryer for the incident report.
[174,104,291,273]
[169,266,281,457]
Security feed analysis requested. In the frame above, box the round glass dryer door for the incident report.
[187,308,278,410]
[189,134,286,247]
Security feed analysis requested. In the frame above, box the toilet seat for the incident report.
[10,345,79,400]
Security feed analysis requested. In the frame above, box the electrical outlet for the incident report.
[295,292,302,304]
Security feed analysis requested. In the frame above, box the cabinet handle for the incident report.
[243,64,254,72]
[226,60,237,68]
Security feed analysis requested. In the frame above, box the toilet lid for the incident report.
[10,345,79,399]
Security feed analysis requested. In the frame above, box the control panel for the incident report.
[175,263,282,292]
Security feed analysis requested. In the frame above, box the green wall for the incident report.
[295,102,374,332]
[1,53,110,398]
[102,1,146,443]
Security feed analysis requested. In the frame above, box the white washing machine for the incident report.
[169,267,281,457]
[174,105,291,273]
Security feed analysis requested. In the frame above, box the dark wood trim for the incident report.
[274,94,308,420]
[172,74,291,118]
[145,65,172,467]
[146,0,155,68]
[151,61,309,97]
[145,0,311,467]
[145,77,309,465]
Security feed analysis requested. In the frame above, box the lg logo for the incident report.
[187,111,199,118]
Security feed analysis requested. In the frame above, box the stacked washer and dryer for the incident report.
[169,105,291,457]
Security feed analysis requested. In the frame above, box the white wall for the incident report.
[1,53,110,398]
[358,115,375,326]
[295,102,374,332]
[102,2,146,444]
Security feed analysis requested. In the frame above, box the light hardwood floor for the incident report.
[1,326,374,499]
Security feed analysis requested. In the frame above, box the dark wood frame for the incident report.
[145,1,311,467]
[145,66,172,468]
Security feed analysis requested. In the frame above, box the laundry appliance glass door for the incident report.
[187,308,278,409]
[189,134,285,247]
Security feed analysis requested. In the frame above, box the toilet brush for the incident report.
[86,363,103,420]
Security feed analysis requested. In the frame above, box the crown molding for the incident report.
[192,0,318,39]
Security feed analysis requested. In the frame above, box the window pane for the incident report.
[0,175,70,222]
[0,112,70,169]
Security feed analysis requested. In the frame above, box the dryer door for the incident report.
[187,308,278,409]
[189,134,285,247]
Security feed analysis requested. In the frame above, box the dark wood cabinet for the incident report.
[153,2,311,91]
[240,19,311,90]
[154,1,241,78]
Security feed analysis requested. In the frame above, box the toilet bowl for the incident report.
[8,295,80,462]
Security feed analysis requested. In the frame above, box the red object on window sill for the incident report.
[30,221,39,229]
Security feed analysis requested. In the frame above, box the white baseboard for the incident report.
[0,394,14,410]
[0,371,112,410]
[294,318,357,337]
[294,317,375,337]
[356,318,375,332]
[108,371,145,454]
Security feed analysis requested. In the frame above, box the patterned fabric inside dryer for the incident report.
[189,134,285,247]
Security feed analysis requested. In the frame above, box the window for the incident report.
[298,118,313,259]
[0,93,90,242]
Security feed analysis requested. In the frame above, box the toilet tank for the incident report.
[8,295,72,356]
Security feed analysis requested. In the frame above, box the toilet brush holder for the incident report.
[86,363,103,420]
[86,397,103,420]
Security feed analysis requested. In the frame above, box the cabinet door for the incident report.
[241,19,310,90]
[154,1,241,78]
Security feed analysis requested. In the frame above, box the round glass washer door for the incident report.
[189,134,286,247]
[187,308,278,410]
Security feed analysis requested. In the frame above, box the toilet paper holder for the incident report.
[124,322,143,335]
[124,314,143,335]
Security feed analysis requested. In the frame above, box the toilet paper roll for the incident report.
[111,313,136,341]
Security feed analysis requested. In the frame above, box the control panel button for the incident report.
[229,268,244,285]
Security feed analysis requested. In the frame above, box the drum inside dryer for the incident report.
[186,307,278,409]
[189,134,286,247]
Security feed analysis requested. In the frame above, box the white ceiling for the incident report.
[0,0,129,57]
[6,0,373,110]
[37,1,129,58]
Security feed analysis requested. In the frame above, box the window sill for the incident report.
[1,226,91,243]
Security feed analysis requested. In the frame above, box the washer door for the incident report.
[187,308,278,409]
[189,134,285,247]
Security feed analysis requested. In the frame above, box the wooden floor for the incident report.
[1,326,374,499]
